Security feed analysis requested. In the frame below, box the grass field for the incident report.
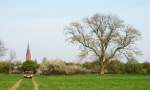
[35,74,150,90]
[0,74,21,90]
[17,78,34,90]
[0,74,150,90]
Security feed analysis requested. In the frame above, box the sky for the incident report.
[0,0,150,62]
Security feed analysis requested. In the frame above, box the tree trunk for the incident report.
[99,56,105,75]
[100,64,105,75]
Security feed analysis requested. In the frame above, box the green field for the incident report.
[0,74,21,90]
[17,78,34,90]
[35,74,150,90]
[0,74,150,90]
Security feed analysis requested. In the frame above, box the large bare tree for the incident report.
[65,14,141,75]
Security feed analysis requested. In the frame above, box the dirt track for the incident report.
[9,79,22,90]
[32,79,39,90]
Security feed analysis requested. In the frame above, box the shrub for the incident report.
[22,60,38,73]
[143,62,150,74]
[125,60,143,74]
[107,60,125,74]
[82,61,100,73]
[39,59,88,75]
[0,61,9,73]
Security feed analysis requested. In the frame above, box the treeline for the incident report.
[0,59,150,75]
[0,60,39,74]
[83,60,150,74]
[0,61,22,74]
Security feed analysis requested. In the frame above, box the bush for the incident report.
[82,61,100,73]
[125,60,143,74]
[39,59,88,75]
[65,65,89,74]
[0,61,9,73]
[11,61,22,74]
[107,60,125,74]
[22,60,38,73]
[143,62,150,74]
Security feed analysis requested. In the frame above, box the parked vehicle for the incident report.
[23,71,33,78]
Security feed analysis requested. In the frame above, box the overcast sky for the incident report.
[0,0,149,62]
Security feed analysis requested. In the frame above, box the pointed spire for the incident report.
[26,43,31,61]
[27,43,30,53]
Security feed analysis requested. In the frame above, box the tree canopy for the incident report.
[65,14,141,75]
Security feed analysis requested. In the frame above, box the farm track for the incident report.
[32,78,39,90]
[9,79,22,90]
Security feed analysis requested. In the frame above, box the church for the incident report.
[26,44,32,61]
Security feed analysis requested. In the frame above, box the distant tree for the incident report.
[9,50,16,74]
[125,59,143,74]
[0,61,9,73]
[43,57,47,62]
[143,62,150,74]
[65,14,141,75]
[22,60,38,73]
[0,41,7,57]
[11,61,22,74]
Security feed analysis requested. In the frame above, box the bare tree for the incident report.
[65,14,141,75]
[9,50,16,74]
[0,40,6,57]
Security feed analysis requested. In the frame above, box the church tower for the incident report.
[26,43,31,61]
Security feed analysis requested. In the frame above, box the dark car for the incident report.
[23,71,33,78]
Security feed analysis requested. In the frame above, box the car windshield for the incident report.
[24,71,32,74]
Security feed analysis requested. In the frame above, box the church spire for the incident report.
[26,43,31,61]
